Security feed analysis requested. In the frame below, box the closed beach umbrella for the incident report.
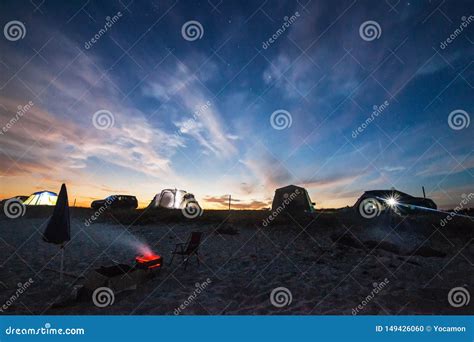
[43,183,71,280]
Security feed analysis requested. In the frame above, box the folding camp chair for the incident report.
[170,232,202,270]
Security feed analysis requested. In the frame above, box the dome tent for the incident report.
[148,189,200,210]
[23,191,58,206]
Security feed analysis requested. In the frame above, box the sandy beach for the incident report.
[0,207,472,315]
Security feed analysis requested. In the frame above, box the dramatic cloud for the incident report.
[144,60,238,158]
[0,1,471,209]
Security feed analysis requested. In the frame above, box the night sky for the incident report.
[0,0,472,209]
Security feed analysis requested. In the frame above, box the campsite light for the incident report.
[386,197,398,207]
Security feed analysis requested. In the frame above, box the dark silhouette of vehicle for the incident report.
[0,195,29,205]
[91,195,138,210]
[354,189,437,217]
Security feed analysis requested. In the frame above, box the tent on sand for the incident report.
[23,191,58,206]
[148,189,201,210]
[271,185,315,214]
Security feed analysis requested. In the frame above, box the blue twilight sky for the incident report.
[0,0,472,208]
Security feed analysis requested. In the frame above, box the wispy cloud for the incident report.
[0,1,471,210]
[302,173,364,189]
[0,32,186,184]
[240,146,293,189]
[203,195,269,209]
[144,59,238,158]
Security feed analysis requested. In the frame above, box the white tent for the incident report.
[148,189,200,210]
[23,191,58,206]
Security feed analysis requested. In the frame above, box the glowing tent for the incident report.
[23,191,58,206]
[148,189,200,210]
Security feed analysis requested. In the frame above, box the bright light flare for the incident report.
[386,197,398,207]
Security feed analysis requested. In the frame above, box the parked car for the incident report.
[354,189,437,217]
[0,195,29,206]
[91,195,138,210]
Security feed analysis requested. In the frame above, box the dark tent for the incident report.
[43,184,71,245]
[271,185,315,214]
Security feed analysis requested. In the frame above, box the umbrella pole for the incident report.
[60,245,64,282]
